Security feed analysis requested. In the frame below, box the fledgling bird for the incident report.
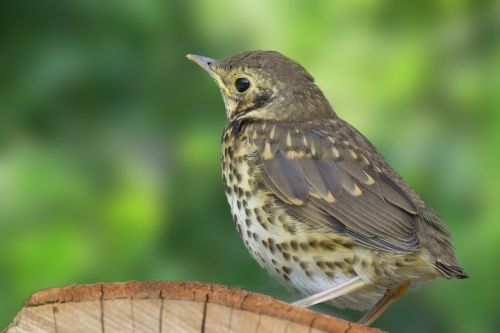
[187,51,468,325]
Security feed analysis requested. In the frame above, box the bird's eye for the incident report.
[235,78,250,92]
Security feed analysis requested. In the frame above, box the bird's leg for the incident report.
[292,276,367,307]
[358,281,410,326]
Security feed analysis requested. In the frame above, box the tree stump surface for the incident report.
[3,281,382,333]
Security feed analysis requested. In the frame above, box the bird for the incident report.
[186,50,468,325]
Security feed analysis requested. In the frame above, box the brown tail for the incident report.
[434,261,470,279]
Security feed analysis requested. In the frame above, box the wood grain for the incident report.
[3,281,382,333]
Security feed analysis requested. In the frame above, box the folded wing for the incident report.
[252,121,420,253]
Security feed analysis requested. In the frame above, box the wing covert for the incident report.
[251,121,420,253]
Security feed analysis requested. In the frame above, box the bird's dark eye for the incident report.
[235,78,250,92]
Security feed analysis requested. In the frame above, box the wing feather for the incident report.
[261,152,309,205]
[254,122,420,253]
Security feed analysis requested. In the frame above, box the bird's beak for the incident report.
[186,54,217,77]
[186,53,233,97]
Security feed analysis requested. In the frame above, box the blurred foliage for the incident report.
[0,0,498,332]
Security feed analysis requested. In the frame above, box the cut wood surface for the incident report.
[3,281,382,333]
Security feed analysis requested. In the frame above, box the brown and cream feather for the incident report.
[189,50,468,320]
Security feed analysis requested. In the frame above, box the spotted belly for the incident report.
[222,157,387,311]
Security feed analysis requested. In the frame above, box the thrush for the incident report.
[187,51,468,325]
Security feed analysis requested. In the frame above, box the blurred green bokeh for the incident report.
[0,0,498,332]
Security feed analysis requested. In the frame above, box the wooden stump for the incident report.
[3,281,381,333]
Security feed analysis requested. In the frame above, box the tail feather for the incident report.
[435,261,470,279]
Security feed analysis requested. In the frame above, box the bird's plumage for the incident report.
[251,118,420,253]
[188,50,468,324]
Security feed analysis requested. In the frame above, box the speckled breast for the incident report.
[220,123,388,311]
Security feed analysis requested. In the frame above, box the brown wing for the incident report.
[248,120,420,253]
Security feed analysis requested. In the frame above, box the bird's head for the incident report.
[187,51,335,122]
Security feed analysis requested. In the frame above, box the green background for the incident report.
[0,0,498,332]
